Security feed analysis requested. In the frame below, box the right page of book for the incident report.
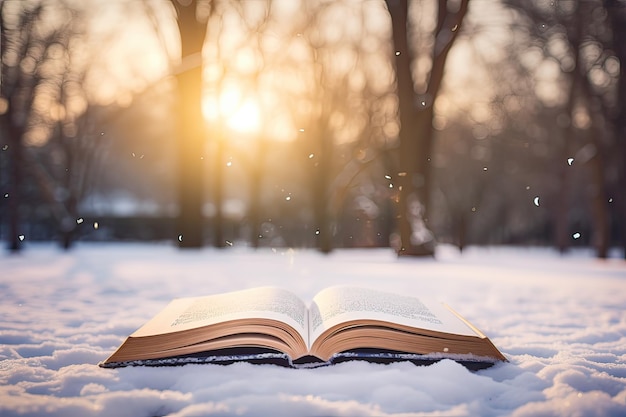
[309,286,479,343]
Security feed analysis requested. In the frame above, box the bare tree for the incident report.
[1,1,44,251]
[292,0,396,252]
[503,0,622,258]
[385,0,469,256]
[1,0,96,250]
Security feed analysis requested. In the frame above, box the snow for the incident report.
[1,243,626,417]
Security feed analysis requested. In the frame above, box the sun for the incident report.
[226,98,261,134]
[202,86,262,135]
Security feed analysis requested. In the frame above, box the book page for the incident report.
[309,286,478,342]
[133,287,308,340]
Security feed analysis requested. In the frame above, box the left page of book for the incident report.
[132,287,309,342]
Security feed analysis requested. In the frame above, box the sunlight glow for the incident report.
[227,99,261,133]
[203,85,262,135]
[220,88,242,118]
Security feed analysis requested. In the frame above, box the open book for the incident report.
[100,286,506,369]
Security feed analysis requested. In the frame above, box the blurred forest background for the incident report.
[1,0,625,258]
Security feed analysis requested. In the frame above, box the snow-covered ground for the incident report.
[1,243,625,416]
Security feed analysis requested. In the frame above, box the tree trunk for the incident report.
[555,74,579,254]
[248,139,266,249]
[212,128,225,247]
[554,154,571,254]
[607,0,626,259]
[387,0,431,256]
[174,0,206,248]
[572,1,610,259]
[314,124,333,253]
[588,150,610,258]
[6,123,23,252]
